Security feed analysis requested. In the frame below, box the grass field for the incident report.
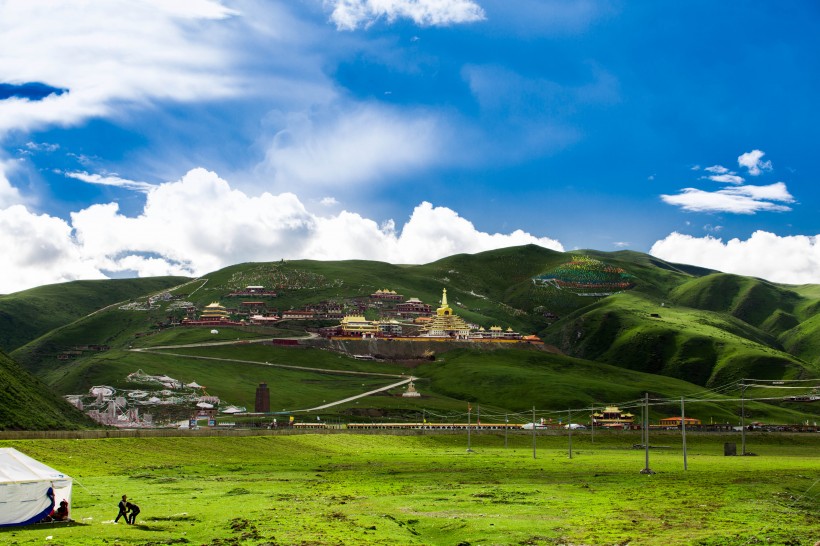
[1,432,817,545]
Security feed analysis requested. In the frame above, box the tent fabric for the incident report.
[0,448,72,527]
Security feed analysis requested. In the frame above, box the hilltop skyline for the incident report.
[1,0,818,293]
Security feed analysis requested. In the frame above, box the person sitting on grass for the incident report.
[53,500,70,521]
[126,501,141,524]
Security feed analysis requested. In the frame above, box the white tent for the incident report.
[0,448,72,526]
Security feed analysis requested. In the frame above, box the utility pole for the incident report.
[590,404,595,443]
[568,408,573,459]
[504,413,508,449]
[740,380,747,456]
[681,396,688,471]
[532,406,537,459]
[640,393,654,474]
[467,403,474,453]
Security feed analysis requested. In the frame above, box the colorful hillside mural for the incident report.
[532,256,635,296]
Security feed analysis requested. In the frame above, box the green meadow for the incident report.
[1,432,817,545]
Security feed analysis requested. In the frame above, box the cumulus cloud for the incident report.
[650,231,820,284]
[0,168,563,294]
[0,205,106,293]
[0,0,240,136]
[660,183,794,214]
[66,171,156,193]
[738,149,772,176]
[327,0,485,30]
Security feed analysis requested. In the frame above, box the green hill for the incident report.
[3,245,818,428]
[0,276,190,352]
[669,273,805,333]
[0,350,94,430]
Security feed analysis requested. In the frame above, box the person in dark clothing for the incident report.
[115,495,129,524]
[53,500,70,521]
[126,501,140,524]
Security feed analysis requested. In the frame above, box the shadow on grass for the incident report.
[0,521,89,533]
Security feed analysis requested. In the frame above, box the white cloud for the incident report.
[301,205,559,264]
[650,231,820,284]
[25,141,60,153]
[0,205,106,293]
[707,173,745,184]
[660,183,794,214]
[0,0,240,136]
[613,241,630,248]
[0,168,563,294]
[704,165,729,174]
[327,0,485,30]
[0,160,24,208]
[726,182,793,202]
[738,149,772,176]
[261,103,445,191]
[66,171,156,193]
[320,197,339,206]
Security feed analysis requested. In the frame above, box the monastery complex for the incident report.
[332,288,538,343]
[179,285,540,344]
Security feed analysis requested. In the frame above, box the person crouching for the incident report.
[126,501,141,524]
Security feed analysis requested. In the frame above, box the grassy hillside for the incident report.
[669,273,806,333]
[4,246,818,428]
[541,291,817,386]
[0,276,189,352]
[35,337,815,425]
[0,350,95,430]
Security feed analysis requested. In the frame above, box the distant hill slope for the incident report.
[0,350,95,430]
[541,271,820,386]
[6,245,819,415]
[669,273,806,334]
[0,276,190,352]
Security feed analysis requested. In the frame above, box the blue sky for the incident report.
[0,0,818,293]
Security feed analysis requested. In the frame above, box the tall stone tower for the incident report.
[255,382,270,413]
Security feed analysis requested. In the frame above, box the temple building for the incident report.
[200,302,230,321]
[658,416,702,427]
[422,288,472,339]
[340,315,379,336]
[370,289,403,301]
[396,297,432,316]
[591,406,635,428]
[378,320,403,336]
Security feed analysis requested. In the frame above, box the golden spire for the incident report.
[437,288,452,316]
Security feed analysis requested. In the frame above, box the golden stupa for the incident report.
[422,288,471,339]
